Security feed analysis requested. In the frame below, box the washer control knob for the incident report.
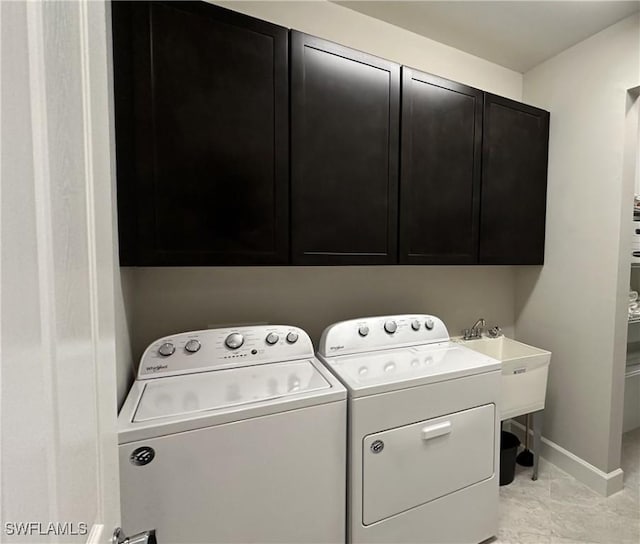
[384,320,397,334]
[286,332,299,344]
[225,333,244,350]
[266,332,279,345]
[185,339,201,353]
[411,320,421,331]
[358,325,370,337]
[158,342,175,357]
[425,318,435,330]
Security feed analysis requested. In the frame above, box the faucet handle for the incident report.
[488,326,502,338]
[462,328,472,340]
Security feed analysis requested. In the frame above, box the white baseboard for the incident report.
[86,524,104,544]
[507,420,624,497]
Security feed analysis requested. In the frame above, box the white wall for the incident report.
[515,14,640,476]
[115,1,525,406]
[214,0,522,100]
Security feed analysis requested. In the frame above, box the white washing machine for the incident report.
[118,325,346,544]
[317,314,501,544]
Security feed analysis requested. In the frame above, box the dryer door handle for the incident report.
[421,421,451,441]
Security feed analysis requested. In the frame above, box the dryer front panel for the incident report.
[362,403,495,525]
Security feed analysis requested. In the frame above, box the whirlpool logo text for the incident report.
[145,364,168,372]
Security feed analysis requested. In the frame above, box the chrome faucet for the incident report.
[462,318,486,340]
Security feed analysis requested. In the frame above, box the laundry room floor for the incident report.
[494,429,640,544]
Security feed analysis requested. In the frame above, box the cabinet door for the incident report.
[112,1,289,265]
[399,69,482,264]
[290,32,400,265]
[480,94,549,265]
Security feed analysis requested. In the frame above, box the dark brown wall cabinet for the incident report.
[480,94,550,264]
[112,1,289,265]
[290,32,400,265]
[112,2,549,267]
[400,69,483,264]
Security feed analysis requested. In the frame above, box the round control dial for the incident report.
[266,332,279,345]
[158,342,175,357]
[425,318,435,330]
[286,332,299,344]
[358,325,370,337]
[384,320,397,334]
[185,339,201,353]
[225,333,244,350]
[411,320,421,331]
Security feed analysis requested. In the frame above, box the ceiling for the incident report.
[335,1,640,72]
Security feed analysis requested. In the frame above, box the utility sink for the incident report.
[457,336,551,420]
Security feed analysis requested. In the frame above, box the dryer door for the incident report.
[362,403,495,525]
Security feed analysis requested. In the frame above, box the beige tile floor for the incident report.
[494,429,640,544]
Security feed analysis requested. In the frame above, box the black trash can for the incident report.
[500,431,521,486]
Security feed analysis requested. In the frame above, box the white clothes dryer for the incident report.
[317,314,501,544]
[118,325,346,544]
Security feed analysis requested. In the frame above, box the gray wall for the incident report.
[127,265,516,358]
[114,268,136,409]
[515,14,640,473]
[118,266,516,406]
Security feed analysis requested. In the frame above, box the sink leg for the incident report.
[532,410,543,481]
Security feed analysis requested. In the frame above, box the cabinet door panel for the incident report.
[290,32,400,265]
[400,69,482,264]
[480,94,549,265]
[113,1,289,265]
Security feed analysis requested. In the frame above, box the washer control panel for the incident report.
[318,314,449,357]
[138,325,313,379]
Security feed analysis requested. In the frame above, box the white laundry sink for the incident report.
[458,336,551,420]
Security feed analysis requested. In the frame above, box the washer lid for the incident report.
[322,341,500,397]
[133,360,330,422]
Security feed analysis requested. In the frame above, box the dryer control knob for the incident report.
[266,332,279,345]
[286,332,299,344]
[425,318,435,330]
[411,320,421,331]
[358,325,370,337]
[384,320,397,334]
[185,339,201,353]
[225,333,244,350]
[158,342,175,357]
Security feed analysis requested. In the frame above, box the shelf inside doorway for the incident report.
[626,363,640,379]
[627,341,640,369]
[629,316,640,324]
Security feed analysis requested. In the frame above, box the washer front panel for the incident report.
[120,401,346,544]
